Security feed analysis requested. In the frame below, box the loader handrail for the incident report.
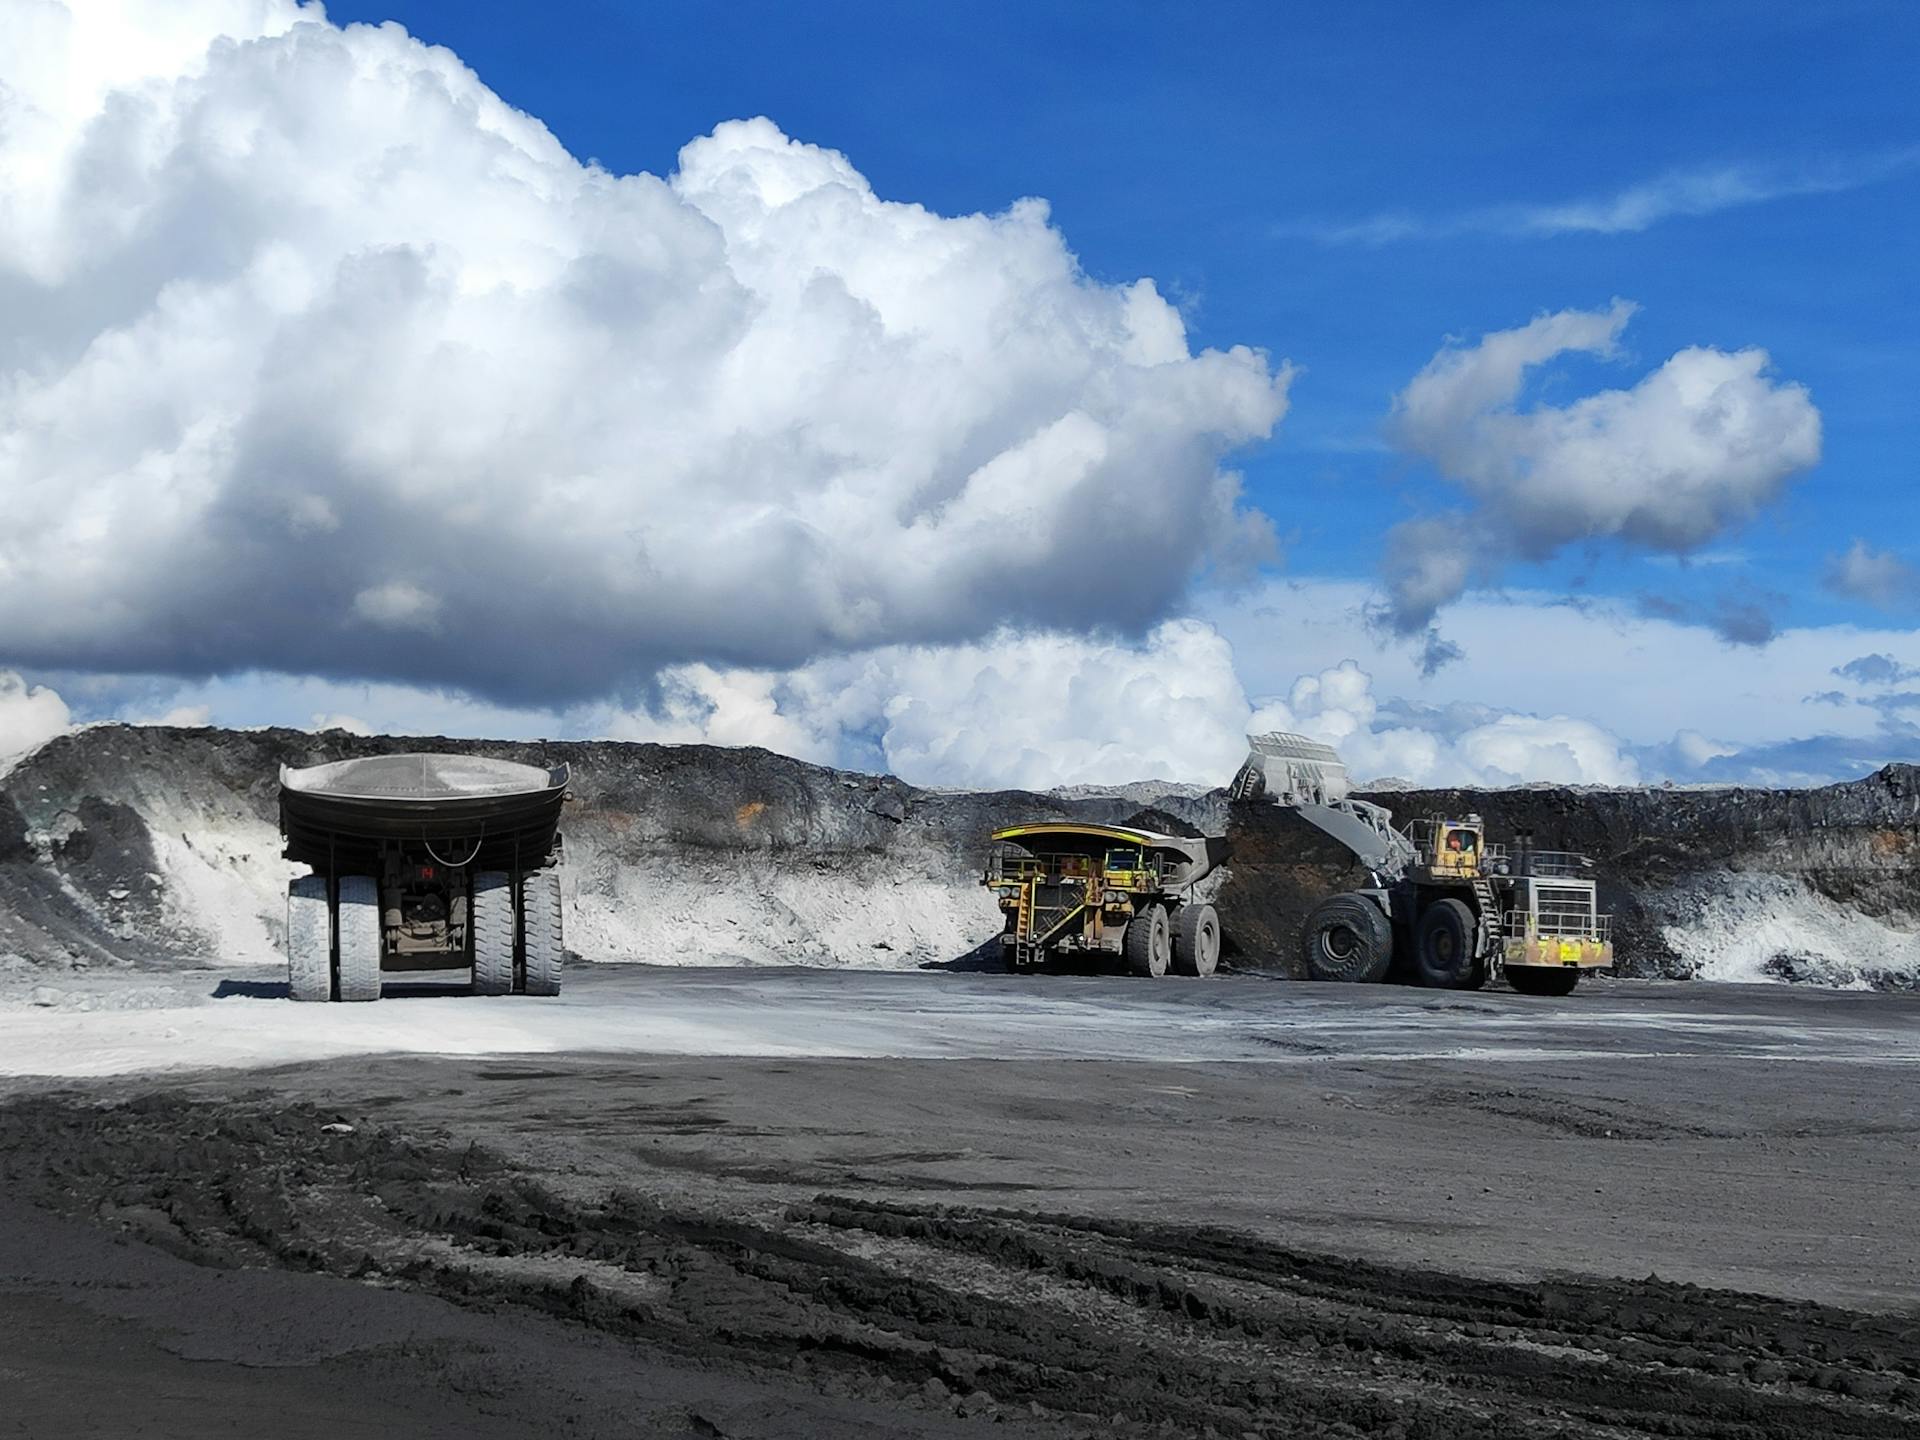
[1504,908,1612,942]
[1513,850,1595,878]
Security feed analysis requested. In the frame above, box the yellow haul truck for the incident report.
[983,822,1228,977]
[1231,733,1612,996]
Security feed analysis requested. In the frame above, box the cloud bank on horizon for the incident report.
[0,0,1911,793]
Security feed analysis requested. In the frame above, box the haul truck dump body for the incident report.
[279,753,569,1002]
[984,822,1227,977]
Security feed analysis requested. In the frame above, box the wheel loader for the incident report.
[278,752,569,1002]
[982,822,1227,977]
[1231,732,1611,995]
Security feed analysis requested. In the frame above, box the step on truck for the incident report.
[983,822,1228,977]
[1230,732,1612,996]
[279,752,570,1002]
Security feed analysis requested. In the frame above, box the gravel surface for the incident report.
[5,965,1920,1077]
[3,973,1917,1437]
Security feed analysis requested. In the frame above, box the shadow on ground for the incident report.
[212,978,481,1001]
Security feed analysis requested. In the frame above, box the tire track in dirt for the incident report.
[3,1093,1915,1438]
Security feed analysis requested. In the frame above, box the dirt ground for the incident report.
[3,974,1919,1439]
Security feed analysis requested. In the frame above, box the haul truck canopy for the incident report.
[989,822,1228,889]
[280,753,568,875]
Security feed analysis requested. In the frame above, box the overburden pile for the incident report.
[1,725,1916,988]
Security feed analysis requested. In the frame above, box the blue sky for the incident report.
[321,0,1917,619]
[2,1,1919,787]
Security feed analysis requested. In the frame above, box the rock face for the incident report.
[1,724,1917,989]
[0,726,1161,975]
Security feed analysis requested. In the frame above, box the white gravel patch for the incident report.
[562,857,1002,968]
[1652,873,1920,988]
[3,967,1916,1080]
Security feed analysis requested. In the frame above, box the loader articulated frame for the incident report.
[1237,732,1612,996]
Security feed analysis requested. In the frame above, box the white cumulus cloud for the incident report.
[1825,540,1920,610]
[0,670,72,768]
[1247,657,1639,788]
[351,582,442,633]
[1453,714,1641,787]
[604,639,1649,793]
[1380,302,1820,633]
[609,621,1260,791]
[0,1,1289,706]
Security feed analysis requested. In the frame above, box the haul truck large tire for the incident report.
[1508,965,1580,997]
[1414,898,1482,990]
[1125,903,1172,978]
[520,870,564,996]
[472,870,515,996]
[1172,903,1220,977]
[335,875,383,1001]
[287,875,332,1002]
[1303,892,1392,983]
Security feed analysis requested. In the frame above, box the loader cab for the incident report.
[1409,817,1487,878]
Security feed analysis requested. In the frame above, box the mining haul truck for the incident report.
[279,753,569,1002]
[1231,732,1612,996]
[983,822,1228,977]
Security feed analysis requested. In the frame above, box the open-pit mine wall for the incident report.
[1,725,1916,989]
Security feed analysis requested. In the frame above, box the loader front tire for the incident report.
[1171,903,1221,977]
[1124,903,1172,978]
[335,875,382,1002]
[1507,965,1580,997]
[287,875,332,1002]
[1414,897,1481,990]
[1303,893,1392,983]
[520,869,564,996]
[472,870,515,996]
